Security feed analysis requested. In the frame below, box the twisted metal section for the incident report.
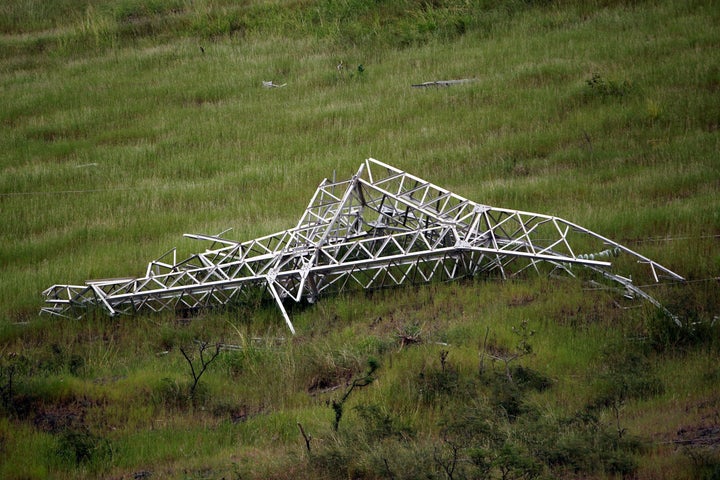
[42,158,684,331]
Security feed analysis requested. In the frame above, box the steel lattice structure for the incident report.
[42,158,684,333]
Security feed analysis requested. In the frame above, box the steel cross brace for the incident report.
[42,158,685,331]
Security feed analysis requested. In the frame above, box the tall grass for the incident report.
[1,0,718,478]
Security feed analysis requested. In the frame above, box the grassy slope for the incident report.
[1,0,719,478]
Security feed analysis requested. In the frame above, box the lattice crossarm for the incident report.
[365,159,472,221]
[41,285,78,306]
[184,233,239,248]
[308,246,458,277]
[319,167,365,246]
[358,178,456,229]
[104,274,265,307]
[144,248,178,277]
[90,284,117,316]
[294,177,332,230]
[39,306,74,318]
[41,284,98,317]
[560,218,685,282]
[587,265,682,326]
[290,256,318,302]
[463,246,612,268]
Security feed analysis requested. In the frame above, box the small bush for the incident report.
[364,441,436,480]
[522,409,643,477]
[592,345,665,408]
[417,363,461,404]
[68,354,85,377]
[0,354,31,415]
[218,350,245,379]
[300,345,364,393]
[309,439,353,480]
[331,358,379,431]
[489,377,526,420]
[57,427,112,469]
[646,311,720,353]
[510,365,553,392]
[310,424,431,480]
[416,350,477,405]
[481,366,549,421]
[38,344,66,374]
[150,377,191,410]
[354,403,414,441]
[586,73,633,98]
[683,445,720,480]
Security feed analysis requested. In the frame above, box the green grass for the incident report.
[1,0,719,478]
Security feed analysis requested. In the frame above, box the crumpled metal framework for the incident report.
[42,158,684,333]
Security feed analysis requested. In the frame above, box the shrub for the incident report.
[300,344,365,393]
[309,417,429,480]
[481,366,549,421]
[364,441,436,480]
[309,439,353,480]
[646,310,720,353]
[682,445,720,480]
[0,353,30,415]
[57,427,112,469]
[354,403,414,442]
[416,350,473,405]
[592,345,665,408]
[521,408,643,477]
[586,73,633,98]
[150,377,194,410]
[510,365,553,392]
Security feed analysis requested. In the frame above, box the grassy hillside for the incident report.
[1,0,718,478]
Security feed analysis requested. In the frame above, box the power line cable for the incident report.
[0,186,146,197]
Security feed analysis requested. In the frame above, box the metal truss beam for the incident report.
[42,158,684,331]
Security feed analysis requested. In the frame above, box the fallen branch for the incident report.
[309,384,342,396]
[412,78,476,88]
[297,422,312,454]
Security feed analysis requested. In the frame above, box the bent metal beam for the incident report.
[42,158,684,333]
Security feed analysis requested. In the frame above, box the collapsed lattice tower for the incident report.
[42,158,684,333]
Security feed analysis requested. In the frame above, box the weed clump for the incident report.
[646,312,720,354]
[300,342,375,394]
[151,377,192,410]
[586,72,633,98]
[0,353,28,416]
[57,426,112,469]
[417,350,464,404]
[680,440,720,480]
[592,345,665,408]
[522,410,644,477]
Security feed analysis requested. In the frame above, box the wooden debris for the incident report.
[412,78,476,88]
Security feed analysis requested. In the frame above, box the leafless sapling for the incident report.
[180,341,221,397]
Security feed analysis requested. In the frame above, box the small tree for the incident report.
[332,358,379,431]
[485,320,534,384]
[180,341,221,397]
